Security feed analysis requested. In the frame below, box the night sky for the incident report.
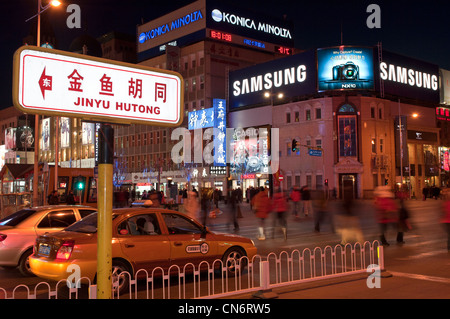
[2,0,450,109]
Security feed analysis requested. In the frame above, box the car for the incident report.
[29,207,257,293]
[0,205,97,276]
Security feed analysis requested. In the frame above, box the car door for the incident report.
[117,213,171,273]
[161,213,218,269]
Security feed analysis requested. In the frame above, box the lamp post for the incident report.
[28,0,61,206]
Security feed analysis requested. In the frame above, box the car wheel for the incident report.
[222,247,246,276]
[111,260,131,295]
[18,249,34,277]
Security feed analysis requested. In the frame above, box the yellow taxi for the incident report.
[29,207,257,292]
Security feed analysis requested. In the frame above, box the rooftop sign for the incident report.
[13,46,184,126]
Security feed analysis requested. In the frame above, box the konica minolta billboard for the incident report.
[229,50,316,110]
[206,1,294,47]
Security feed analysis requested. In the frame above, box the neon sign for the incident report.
[139,10,204,43]
[210,30,232,42]
[275,46,292,55]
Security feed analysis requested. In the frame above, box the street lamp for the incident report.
[26,0,62,206]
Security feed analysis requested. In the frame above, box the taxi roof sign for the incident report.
[13,46,184,126]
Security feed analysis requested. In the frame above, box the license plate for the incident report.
[38,243,51,256]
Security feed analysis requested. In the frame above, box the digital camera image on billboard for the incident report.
[318,47,374,91]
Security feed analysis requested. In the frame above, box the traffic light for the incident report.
[292,139,298,152]
[76,176,84,190]
[324,179,328,187]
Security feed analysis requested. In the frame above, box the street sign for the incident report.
[308,148,323,157]
[13,46,184,126]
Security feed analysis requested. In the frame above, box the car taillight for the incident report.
[56,241,74,260]
[0,234,6,242]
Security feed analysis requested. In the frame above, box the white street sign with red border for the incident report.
[13,46,184,126]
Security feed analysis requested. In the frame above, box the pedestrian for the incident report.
[48,190,59,205]
[301,186,312,217]
[213,189,220,209]
[336,190,363,245]
[252,187,270,240]
[184,191,199,220]
[142,190,148,200]
[271,188,287,240]
[313,188,334,233]
[227,189,240,232]
[66,190,76,205]
[396,199,411,244]
[441,196,450,251]
[289,186,301,219]
[374,186,399,246]
[200,188,212,226]
[422,186,428,201]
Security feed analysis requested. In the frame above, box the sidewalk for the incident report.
[222,251,450,299]
[210,199,450,299]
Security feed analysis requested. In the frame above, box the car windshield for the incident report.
[0,209,36,226]
[65,212,98,233]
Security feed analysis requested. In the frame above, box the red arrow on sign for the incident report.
[38,67,52,99]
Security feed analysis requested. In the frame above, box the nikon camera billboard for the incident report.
[317,46,375,91]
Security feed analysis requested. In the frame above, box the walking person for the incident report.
[374,186,399,246]
[252,187,270,240]
[301,185,312,217]
[227,189,240,232]
[313,188,334,233]
[442,196,450,251]
[184,191,199,220]
[48,190,59,205]
[396,199,411,244]
[289,186,301,219]
[271,188,287,240]
[66,190,76,205]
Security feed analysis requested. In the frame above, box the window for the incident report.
[38,210,77,228]
[286,112,291,123]
[378,108,382,119]
[163,213,203,235]
[118,214,161,236]
[371,138,376,153]
[306,175,312,188]
[371,107,375,119]
[306,109,311,121]
[316,175,323,189]
[78,209,96,219]
[316,139,322,149]
[315,108,322,120]
[295,111,300,122]
[380,139,384,153]
[286,142,292,156]
[200,75,205,90]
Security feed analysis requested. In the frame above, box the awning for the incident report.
[0,164,35,180]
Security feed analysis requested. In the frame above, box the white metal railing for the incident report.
[0,241,382,299]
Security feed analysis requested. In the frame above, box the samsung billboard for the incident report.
[317,46,375,91]
[229,50,316,110]
[377,50,439,103]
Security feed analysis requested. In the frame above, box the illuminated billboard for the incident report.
[206,2,294,47]
[229,50,316,110]
[317,46,375,91]
[187,98,226,166]
[378,50,439,103]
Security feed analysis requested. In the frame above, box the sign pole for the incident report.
[97,124,114,299]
